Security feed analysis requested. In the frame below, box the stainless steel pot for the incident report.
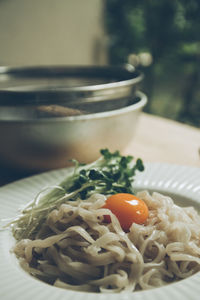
[0,91,146,171]
[0,65,146,171]
[0,65,143,107]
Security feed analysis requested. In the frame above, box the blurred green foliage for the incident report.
[104,0,200,127]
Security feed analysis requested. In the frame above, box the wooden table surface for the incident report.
[0,112,199,187]
[125,112,200,168]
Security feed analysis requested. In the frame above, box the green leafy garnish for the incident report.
[9,149,144,240]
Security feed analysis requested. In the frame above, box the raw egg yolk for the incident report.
[103,193,149,231]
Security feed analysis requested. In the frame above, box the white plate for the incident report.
[0,162,200,300]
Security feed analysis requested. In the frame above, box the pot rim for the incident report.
[0,65,144,106]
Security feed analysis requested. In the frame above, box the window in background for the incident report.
[104,0,200,127]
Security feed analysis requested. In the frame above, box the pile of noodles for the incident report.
[13,191,200,293]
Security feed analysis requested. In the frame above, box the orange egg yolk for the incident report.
[103,193,149,231]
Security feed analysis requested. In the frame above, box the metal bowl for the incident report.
[0,91,147,171]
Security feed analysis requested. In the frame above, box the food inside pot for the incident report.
[0,96,140,120]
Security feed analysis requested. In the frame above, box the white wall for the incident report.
[0,0,107,66]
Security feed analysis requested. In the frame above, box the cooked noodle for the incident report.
[13,191,200,293]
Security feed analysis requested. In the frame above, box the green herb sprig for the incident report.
[67,149,144,198]
[10,149,144,240]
